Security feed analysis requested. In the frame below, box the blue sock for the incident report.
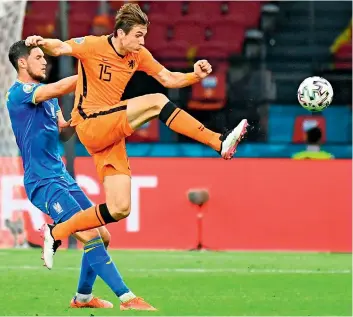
[77,252,97,295]
[84,237,130,297]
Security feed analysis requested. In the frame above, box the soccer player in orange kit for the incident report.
[25,4,248,279]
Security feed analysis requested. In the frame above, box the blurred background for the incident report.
[0,3,351,315]
[0,0,351,252]
[20,0,352,159]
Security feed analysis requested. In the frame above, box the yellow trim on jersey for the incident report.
[31,87,40,105]
[84,246,99,253]
[84,238,103,248]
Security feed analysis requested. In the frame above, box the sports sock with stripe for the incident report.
[159,101,221,151]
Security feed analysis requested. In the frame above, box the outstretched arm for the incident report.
[25,36,73,56]
[153,60,212,89]
[33,75,77,104]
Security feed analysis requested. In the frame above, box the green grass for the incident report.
[0,249,351,316]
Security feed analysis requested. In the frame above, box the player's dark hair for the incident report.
[114,3,149,36]
[8,40,35,71]
[306,127,322,144]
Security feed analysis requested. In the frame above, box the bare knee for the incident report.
[106,200,131,221]
[148,93,169,113]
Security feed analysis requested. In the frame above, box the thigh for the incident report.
[32,182,82,224]
[68,182,93,210]
[76,101,133,153]
[126,93,168,130]
[93,138,131,183]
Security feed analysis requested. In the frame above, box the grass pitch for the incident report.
[0,249,351,316]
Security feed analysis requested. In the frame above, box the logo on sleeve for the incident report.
[23,84,34,94]
[73,37,85,44]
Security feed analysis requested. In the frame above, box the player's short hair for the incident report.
[114,3,149,36]
[8,40,35,71]
[306,127,322,144]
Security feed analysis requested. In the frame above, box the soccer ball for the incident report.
[297,76,333,112]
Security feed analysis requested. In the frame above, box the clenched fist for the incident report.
[194,60,212,79]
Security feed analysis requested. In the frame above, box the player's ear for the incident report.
[17,57,27,69]
[117,29,126,37]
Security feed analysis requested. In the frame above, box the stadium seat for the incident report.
[69,1,99,16]
[188,66,227,110]
[208,19,245,54]
[222,1,261,28]
[293,116,327,143]
[334,43,352,69]
[22,14,56,38]
[139,1,183,19]
[28,0,59,14]
[151,40,190,69]
[196,41,229,60]
[147,14,173,50]
[184,2,222,16]
[68,13,93,38]
[173,16,207,46]
[108,1,125,12]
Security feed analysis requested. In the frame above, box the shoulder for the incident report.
[138,46,152,58]
[136,46,156,64]
[67,35,106,54]
[11,82,37,98]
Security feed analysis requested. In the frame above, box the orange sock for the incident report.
[159,101,222,151]
[52,205,106,240]
[166,108,221,151]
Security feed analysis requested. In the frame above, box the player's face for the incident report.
[121,25,147,53]
[26,47,47,81]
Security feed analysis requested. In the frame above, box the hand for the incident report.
[25,35,45,47]
[193,60,212,79]
[58,118,72,129]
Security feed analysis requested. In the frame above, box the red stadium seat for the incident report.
[196,41,229,60]
[22,14,56,38]
[188,66,227,110]
[334,43,352,69]
[147,14,173,50]
[140,1,183,19]
[69,13,93,38]
[208,19,245,54]
[222,1,261,28]
[293,116,327,143]
[108,1,125,12]
[184,2,222,16]
[28,0,59,14]
[151,40,190,69]
[173,16,207,46]
[69,1,99,16]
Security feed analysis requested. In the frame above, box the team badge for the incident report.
[73,37,85,44]
[23,84,33,94]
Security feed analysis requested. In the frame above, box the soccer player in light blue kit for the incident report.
[6,40,155,311]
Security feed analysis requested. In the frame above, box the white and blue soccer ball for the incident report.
[297,76,334,112]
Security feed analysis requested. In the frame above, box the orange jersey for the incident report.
[65,35,164,126]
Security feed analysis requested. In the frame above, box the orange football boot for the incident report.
[120,297,157,311]
[70,296,113,308]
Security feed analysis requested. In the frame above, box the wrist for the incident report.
[186,72,201,85]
